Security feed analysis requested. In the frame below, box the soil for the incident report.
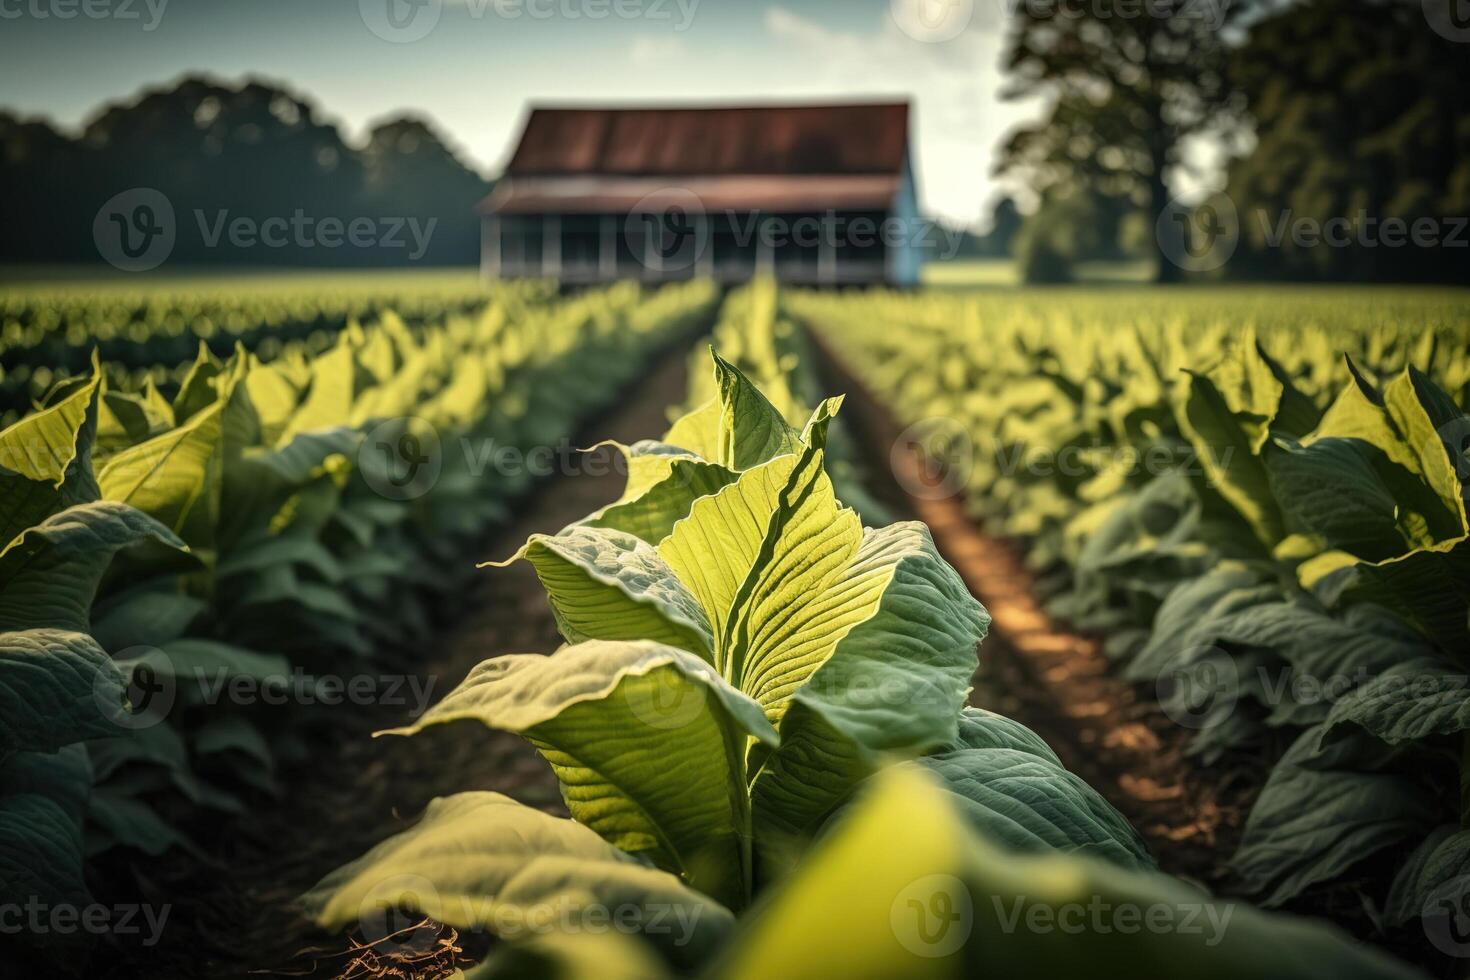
[808,332,1258,890]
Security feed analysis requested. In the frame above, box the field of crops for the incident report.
[5,275,1470,979]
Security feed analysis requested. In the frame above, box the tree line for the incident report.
[0,75,490,268]
[992,0,1470,283]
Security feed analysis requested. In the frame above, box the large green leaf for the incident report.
[1266,438,1420,560]
[1322,535,1470,652]
[0,629,127,757]
[1305,367,1468,550]
[750,524,986,847]
[491,527,714,660]
[384,640,776,908]
[1318,657,1470,747]
[98,396,227,564]
[1174,369,1284,548]
[0,366,101,547]
[0,501,185,632]
[0,746,96,966]
[711,350,803,471]
[1385,825,1470,927]
[1231,729,1438,906]
[907,747,1152,870]
[658,454,802,679]
[304,792,731,969]
[582,442,738,546]
[715,767,1421,980]
[1381,368,1468,536]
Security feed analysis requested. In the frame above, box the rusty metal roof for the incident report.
[503,102,911,177]
[481,174,901,215]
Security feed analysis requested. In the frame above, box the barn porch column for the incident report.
[818,213,837,285]
[599,215,616,279]
[481,214,501,280]
[543,214,561,279]
[696,213,714,278]
[756,213,775,278]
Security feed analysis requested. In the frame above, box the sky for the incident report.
[0,0,1045,225]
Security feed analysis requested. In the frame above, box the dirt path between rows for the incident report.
[96,345,693,980]
[808,332,1256,890]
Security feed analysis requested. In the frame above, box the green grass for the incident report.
[921,258,1157,288]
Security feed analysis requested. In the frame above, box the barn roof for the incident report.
[503,102,910,177]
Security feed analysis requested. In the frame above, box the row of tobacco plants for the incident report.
[788,285,1470,961]
[0,279,715,970]
[0,272,521,420]
[305,338,1422,978]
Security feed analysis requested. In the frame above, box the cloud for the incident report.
[761,5,1043,224]
[628,35,688,65]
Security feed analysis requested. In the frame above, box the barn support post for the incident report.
[642,213,658,281]
[481,215,501,280]
[757,213,775,279]
[818,212,836,286]
[543,214,561,280]
[696,213,714,280]
[600,214,616,280]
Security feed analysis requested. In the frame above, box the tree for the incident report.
[1223,0,1470,282]
[0,76,491,267]
[995,1,1250,282]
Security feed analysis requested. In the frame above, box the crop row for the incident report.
[301,344,1418,979]
[0,279,716,969]
[0,275,553,421]
[788,285,1470,955]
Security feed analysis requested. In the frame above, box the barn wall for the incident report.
[889,153,923,288]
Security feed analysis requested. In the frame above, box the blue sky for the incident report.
[0,0,1042,223]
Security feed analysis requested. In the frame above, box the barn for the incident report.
[478,101,921,287]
